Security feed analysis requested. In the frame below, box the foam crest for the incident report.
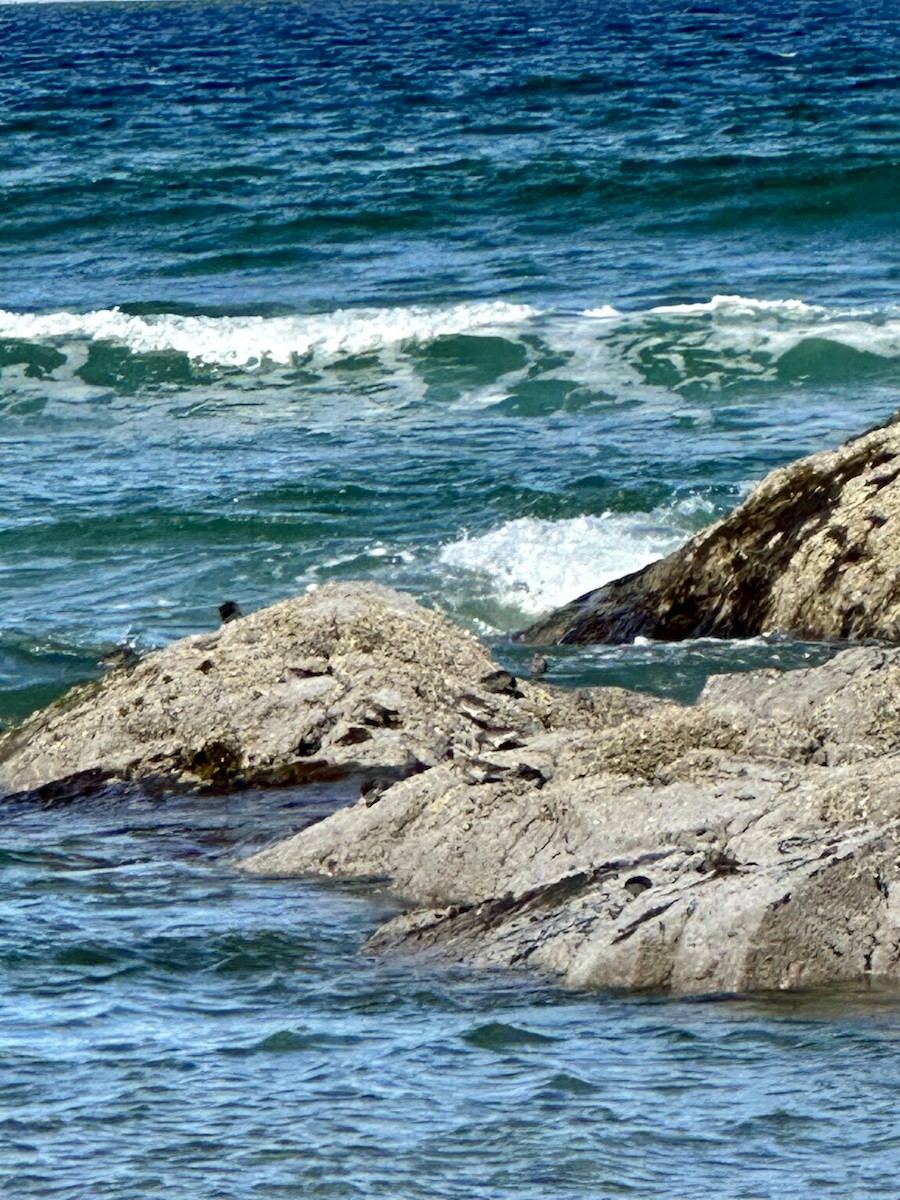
[438,505,709,617]
[582,304,623,320]
[645,295,900,359]
[648,295,821,318]
[557,295,900,395]
[0,301,538,368]
[3,295,897,398]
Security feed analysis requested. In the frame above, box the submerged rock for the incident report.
[520,412,900,644]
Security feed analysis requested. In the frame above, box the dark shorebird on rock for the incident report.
[218,601,242,625]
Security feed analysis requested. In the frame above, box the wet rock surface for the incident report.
[520,412,900,645]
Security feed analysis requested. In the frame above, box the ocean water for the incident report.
[2,0,900,1194]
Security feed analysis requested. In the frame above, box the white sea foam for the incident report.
[3,295,898,395]
[648,295,820,318]
[438,502,712,617]
[582,304,623,320]
[560,295,900,395]
[646,295,900,359]
[0,301,538,368]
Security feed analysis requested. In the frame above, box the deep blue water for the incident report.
[2,0,900,1194]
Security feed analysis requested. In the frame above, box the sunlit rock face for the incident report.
[5,582,900,997]
[521,412,900,646]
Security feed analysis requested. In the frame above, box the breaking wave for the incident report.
[0,301,538,369]
[0,296,897,399]
[438,498,716,618]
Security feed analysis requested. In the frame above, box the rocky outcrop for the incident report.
[0,581,651,798]
[520,412,900,644]
[4,581,900,995]
[243,639,900,995]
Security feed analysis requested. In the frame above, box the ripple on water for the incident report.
[3,784,900,1198]
[461,1021,563,1051]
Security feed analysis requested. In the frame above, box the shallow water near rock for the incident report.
[493,633,841,703]
[3,785,900,1200]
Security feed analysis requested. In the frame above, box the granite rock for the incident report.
[0,582,649,797]
[0,584,504,793]
[4,581,900,995]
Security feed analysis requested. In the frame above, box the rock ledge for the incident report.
[4,582,900,995]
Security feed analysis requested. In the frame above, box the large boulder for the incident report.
[0,583,493,794]
[243,645,900,995]
[520,412,900,644]
[0,581,649,797]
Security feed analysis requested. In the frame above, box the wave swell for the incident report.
[0,301,538,369]
[0,296,897,394]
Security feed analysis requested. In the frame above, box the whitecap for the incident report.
[438,499,713,617]
[581,304,623,320]
[0,300,540,369]
[648,294,820,318]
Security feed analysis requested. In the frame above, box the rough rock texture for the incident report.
[244,643,900,995]
[520,412,900,644]
[0,581,652,797]
[5,581,900,995]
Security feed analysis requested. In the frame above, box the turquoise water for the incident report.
[2,0,900,1193]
